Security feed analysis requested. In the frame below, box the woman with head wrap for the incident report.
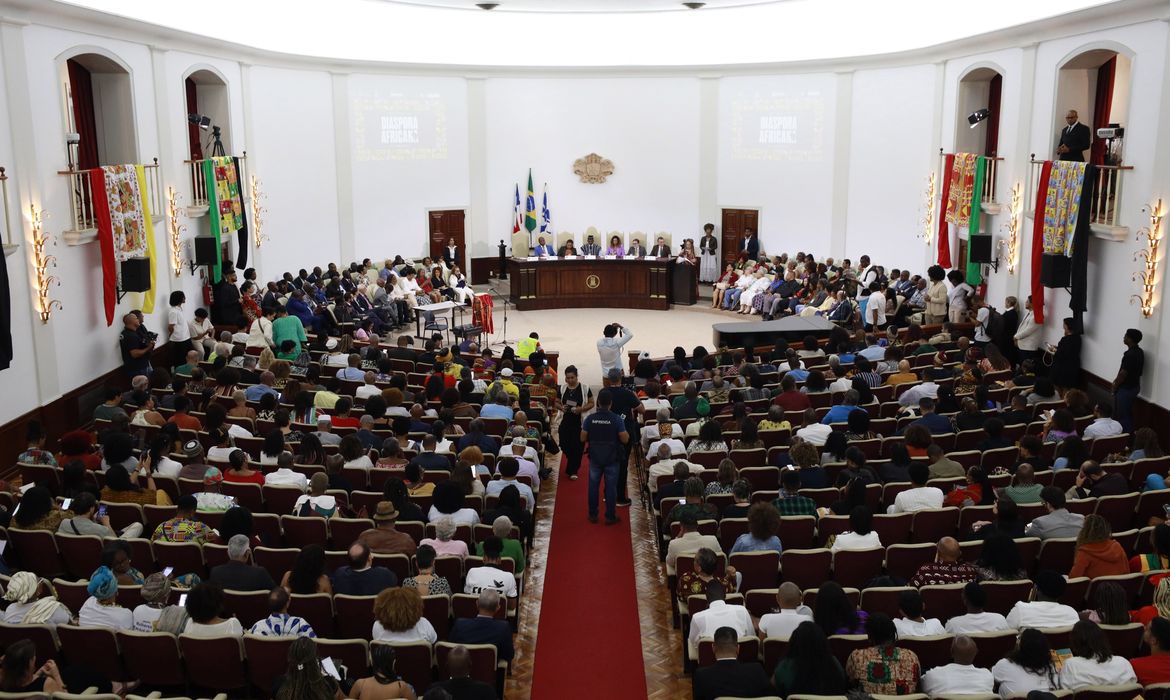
[131,572,186,633]
[1,572,72,625]
[78,566,133,630]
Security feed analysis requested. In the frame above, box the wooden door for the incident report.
[720,208,759,264]
[956,239,968,273]
[428,210,466,270]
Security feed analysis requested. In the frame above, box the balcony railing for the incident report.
[938,151,1005,214]
[183,154,248,217]
[1026,156,1133,238]
[57,159,163,245]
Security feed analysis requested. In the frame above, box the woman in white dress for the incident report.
[737,271,771,314]
[699,224,719,283]
[448,264,474,305]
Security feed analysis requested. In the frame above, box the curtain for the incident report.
[66,59,98,171]
[1090,57,1116,166]
[984,74,1002,157]
[185,78,204,160]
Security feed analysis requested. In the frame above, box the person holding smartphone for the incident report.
[557,365,594,481]
[57,492,143,539]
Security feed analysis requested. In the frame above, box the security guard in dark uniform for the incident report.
[580,389,629,525]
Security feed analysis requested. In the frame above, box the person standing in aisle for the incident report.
[699,224,719,283]
[558,366,594,482]
[581,389,629,525]
[597,322,634,378]
[1112,328,1144,433]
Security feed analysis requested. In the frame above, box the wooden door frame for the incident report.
[719,204,763,259]
[425,206,468,266]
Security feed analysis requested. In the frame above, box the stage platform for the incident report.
[712,315,836,350]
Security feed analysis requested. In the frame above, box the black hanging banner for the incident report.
[1068,164,1095,317]
[0,245,12,371]
[233,156,250,271]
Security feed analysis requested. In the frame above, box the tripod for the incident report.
[209,126,226,158]
[488,278,514,348]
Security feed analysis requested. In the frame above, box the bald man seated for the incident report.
[758,582,814,639]
[432,644,498,700]
[921,635,994,696]
[908,537,979,588]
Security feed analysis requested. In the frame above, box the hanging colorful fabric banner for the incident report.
[1030,160,1054,324]
[936,153,954,269]
[0,223,11,370]
[203,159,224,283]
[944,153,977,227]
[966,156,985,286]
[232,157,250,271]
[89,168,118,326]
[134,165,157,313]
[1041,160,1087,256]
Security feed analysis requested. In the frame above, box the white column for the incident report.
[238,61,263,278]
[0,19,56,405]
[927,62,946,273]
[466,77,489,276]
[698,75,719,233]
[829,71,853,260]
[331,71,356,265]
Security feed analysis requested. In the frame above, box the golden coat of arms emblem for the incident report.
[572,153,615,184]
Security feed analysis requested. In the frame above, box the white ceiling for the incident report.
[383,0,782,11]
[58,0,1122,67]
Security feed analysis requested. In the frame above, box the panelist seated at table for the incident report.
[649,236,671,258]
[534,237,556,257]
[628,238,648,257]
[581,235,602,256]
[558,239,577,257]
[605,235,625,258]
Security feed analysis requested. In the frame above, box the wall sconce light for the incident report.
[919,171,935,245]
[167,186,187,278]
[250,174,268,249]
[1002,182,1022,275]
[29,203,62,323]
[1132,198,1164,318]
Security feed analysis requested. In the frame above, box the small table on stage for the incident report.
[712,314,836,349]
[414,300,465,340]
[507,256,672,310]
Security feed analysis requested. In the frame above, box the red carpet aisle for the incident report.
[529,457,649,698]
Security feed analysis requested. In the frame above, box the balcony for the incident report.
[57,159,163,245]
[1025,157,1133,241]
[183,155,248,218]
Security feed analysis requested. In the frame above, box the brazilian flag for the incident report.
[525,169,536,234]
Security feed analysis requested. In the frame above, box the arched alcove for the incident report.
[183,67,232,159]
[1053,47,1132,166]
[60,49,137,168]
[955,65,1003,157]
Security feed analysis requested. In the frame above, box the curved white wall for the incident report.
[0,1,1167,429]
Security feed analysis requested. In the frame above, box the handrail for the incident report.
[182,153,248,211]
[56,158,162,235]
[938,150,1005,206]
[1025,154,1133,228]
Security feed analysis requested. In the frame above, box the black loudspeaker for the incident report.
[120,257,151,292]
[1041,253,1071,288]
[968,235,993,263]
[193,236,219,265]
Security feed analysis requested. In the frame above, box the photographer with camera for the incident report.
[120,312,155,378]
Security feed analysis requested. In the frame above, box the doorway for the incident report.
[428,209,466,270]
[957,239,968,275]
[720,208,759,264]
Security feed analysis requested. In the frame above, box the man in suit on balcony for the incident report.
[1057,109,1091,162]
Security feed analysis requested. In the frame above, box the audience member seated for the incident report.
[358,501,418,556]
[729,502,782,554]
[921,634,994,698]
[688,579,754,660]
[265,452,310,490]
[691,625,771,700]
[909,536,979,587]
[429,479,481,526]
[831,506,882,553]
[1131,617,1170,686]
[1070,514,1130,579]
[464,537,518,610]
[944,581,1012,634]
[677,547,737,602]
[758,582,814,640]
[773,467,818,517]
[976,533,1028,581]
[281,544,333,595]
[1060,619,1138,689]
[1025,485,1086,539]
[372,586,437,643]
[814,581,868,635]
[431,644,497,700]
[348,644,416,700]
[450,589,514,662]
[772,620,848,697]
[420,515,469,559]
[0,639,66,695]
[887,462,943,514]
[248,586,317,638]
[845,613,921,695]
[79,565,133,630]
[1005,569,1081,629]
[210,534,277,591]
[182,581,243,637]
[333,542,399,596]
[893,589,945,637]
[1,571,71,626]
[1069,460,1131,499]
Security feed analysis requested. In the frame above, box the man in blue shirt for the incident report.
[244,372,280,402]
[906,397,955,435]
[783,355,809,383]
[581,389,629,525]
[821,390,864,425]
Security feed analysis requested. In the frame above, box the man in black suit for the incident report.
[449,589,514,662]
[1057,109,1091,161]
[209,534,276,592]
[384,335,418,363]
[740,228,760,260]
[649,236,671,258]
[331,542,398,596]
[433,645,498,700]
[627,238,648,257]
[692,626,772,700]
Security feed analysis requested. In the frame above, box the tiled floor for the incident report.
[503,450,689,699]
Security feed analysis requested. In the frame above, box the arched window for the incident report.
[955,67,1002,157]
[1054,48,1131,166]
[62,51,136,169]
[183,68,231,159]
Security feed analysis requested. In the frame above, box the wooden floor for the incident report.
[503,451,689,699]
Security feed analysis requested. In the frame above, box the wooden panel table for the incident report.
[507,257,671,311]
